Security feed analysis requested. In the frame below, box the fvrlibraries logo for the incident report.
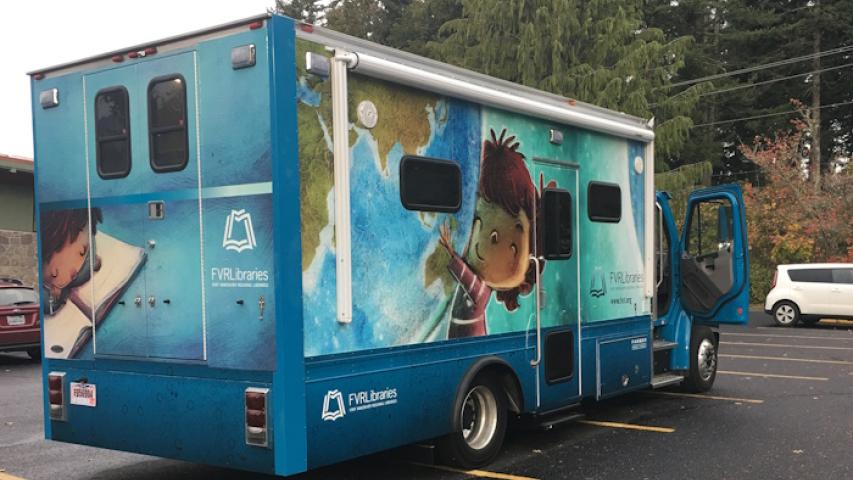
[223,209,257,253]
[590,267,607,298]
[321,390,346,421]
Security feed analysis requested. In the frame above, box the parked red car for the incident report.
[0,278,40,360]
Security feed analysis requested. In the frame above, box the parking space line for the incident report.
[578,420,674,433]
[721,353,853,365]
[721,341,853,351]
[726,332,853,341]
[718,370,829,381]
[647,390,764,404]
[0,472,28,480]
[410,462,539,480]
[818,319,853,326]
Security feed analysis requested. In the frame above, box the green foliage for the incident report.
[428,0,701,162]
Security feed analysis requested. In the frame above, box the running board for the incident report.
[653,340,679,351]
[651,373,684,389]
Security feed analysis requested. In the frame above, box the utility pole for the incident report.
[811,0,822,191]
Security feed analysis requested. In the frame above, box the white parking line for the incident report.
[718,370,829,381]
[721,341,853,351]
[726,332,853,342]
[720,353,853,365]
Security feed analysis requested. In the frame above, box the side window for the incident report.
[542,188,572,259]
[148,75,188,172]
[95,87,131,179]
[655,204,672,315]
[587,182,621,222]
[399,156,462,212]
[685,199,734,257]
[832,269,853,284]
[788,269,833,283]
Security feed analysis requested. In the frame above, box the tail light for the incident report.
[771,270,778,289]
[245,387,270,447]
[48,372,67,421]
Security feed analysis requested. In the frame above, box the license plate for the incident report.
[6,315,24,326]
[70,382,97,407]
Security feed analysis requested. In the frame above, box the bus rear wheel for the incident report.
[439,374,507,469]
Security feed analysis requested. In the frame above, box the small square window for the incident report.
[400,156,462,212]
[588,182,621,223]
[95,87,131,179]
[148,75,188,172]
[542,188,572,259]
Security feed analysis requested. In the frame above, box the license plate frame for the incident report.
[6,315,25,326]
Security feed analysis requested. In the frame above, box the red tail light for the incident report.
[249,20,264,30]
[245,387,270,447]
[48,372,67,421]
[771,270,778,289]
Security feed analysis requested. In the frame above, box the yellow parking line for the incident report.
[721,353,853,365]
[410,462,539,480]
[648,390,764,404]
[718,370,828,381]
[721,341,853,351]
[578,420,674,433]
[0,472,28,480]
[819,319,853,326]
[726,332,853,341]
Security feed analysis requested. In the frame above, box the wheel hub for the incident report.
[460,385,498,451]
[776,305,795,324]
[697,338,717,382]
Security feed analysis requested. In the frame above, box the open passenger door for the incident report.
[679,185,750,324]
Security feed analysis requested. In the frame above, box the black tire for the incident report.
[683,326,717,393]
[772,301,800,327]
[27,347,41,362]
[439,374,508,469]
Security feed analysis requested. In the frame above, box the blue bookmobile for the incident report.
[30,13,749,476]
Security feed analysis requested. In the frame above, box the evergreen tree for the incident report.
[430,0,704,165]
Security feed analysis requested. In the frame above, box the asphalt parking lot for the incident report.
[2,310,852,480]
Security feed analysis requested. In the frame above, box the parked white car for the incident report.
[764,264,853,326]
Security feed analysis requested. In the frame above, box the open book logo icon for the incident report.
[223,209,257,253]
[590,268,607,298]
[322,389,346,421]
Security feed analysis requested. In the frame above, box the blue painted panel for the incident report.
[198,29,271,188]
[580,316,651,397]
[48,368,274,474]
[32,72,87,203]
[268,15,308,476]
[597,333,651,398]
[303,333,535,469]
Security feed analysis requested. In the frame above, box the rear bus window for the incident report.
[95,87,131,179]
[542,188,572,259]
[587,182,621,223]
[148,75,188,172]
[399,156,462,212]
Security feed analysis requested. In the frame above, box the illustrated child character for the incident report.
[438,128,543,338]
[40,208,102,314]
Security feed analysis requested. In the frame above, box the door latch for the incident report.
[148,296,156,307]
[134,296,143,307]
[258,296,266,320]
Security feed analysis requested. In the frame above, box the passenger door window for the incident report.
[94,87,132,179]
[148,75,189,172]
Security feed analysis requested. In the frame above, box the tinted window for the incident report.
[588,182,621,222]
[95,87,131,178]
[831,269,853,284]
[0,287,37,306]
[148,75,188,172]
[542,188,572,259]
[788,268,833,283]
[399,156,461,212]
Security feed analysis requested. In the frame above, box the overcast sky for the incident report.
[0,0,275,159]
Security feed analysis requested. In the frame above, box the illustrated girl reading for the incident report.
[438,128,543,338]
[40,208,102,314]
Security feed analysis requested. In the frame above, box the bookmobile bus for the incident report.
[29,12,749,476]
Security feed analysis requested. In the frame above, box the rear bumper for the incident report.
[0,328,40,351]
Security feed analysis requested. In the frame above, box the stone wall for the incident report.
[0,229,37,287]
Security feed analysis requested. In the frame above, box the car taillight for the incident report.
[245,387,270,447]
[771,270,778,289]
[48,372,67,421]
